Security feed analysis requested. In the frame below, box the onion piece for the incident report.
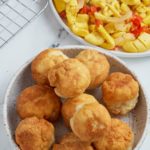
[77,0,85,9]
[95,11,132,23]
[107,11,132,23]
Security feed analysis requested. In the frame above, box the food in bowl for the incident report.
[31,48,68,85]
[62,93,111,142]
[7,47,144,150]
[53,0,150,53]
[53,132,94,150]
[62,93,97,127]
[70,101,111,142]
[16,85,61,121]
[48,58,91,98]
[76,50,110,89]
[15,117,55,150]
[102,72,139,115]
[93,118,134,150]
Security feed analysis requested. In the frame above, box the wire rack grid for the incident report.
[0,0,48,48]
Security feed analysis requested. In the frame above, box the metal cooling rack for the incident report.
[0,0,48,48]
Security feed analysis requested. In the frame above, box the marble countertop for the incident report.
[0,4,150,150]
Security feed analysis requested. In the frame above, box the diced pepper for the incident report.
[112,46,121,51]
[60,11,66,19]
[130,14,144,37]
[131,14,143,23]
[80,5,100,15]
[95,19,102,27]
[90,6,100,15]
[80,5,90,14]
[130,26,143,37]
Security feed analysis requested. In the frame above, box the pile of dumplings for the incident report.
[15,48,139,150]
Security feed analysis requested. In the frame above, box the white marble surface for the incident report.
[0,4,150,150]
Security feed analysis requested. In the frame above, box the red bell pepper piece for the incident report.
[95,19,102,27]
[130,14,144,37]
[80,5,90,14]
[60,11,66,19]
[80,5,100,15]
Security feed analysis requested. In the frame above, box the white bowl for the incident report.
[49,0,150,58]
[3,45,149,149]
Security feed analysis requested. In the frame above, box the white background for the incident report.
[0,5,150,150]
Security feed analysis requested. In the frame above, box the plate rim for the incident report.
[3,45,150,150]
[3,59,32,150]
[49,0,150,58]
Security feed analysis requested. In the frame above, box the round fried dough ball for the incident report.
[31,48,68,85]
[62,93,97,127]
[15,117,55,150]
[17,85,61,121]
[94,119,134,150]
[53,132,93,150]
[70,102,111,142]
[48,59,91,98]
[76,50,110,89]
[102,72,139,115]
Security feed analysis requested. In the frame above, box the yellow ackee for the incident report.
[71,14,89,37]
[123,41,138,52]
[76,14,89,22]
[71,22,89,37]
[53,0,66,13]
[89,25,96,32]
[97,25,115,49]
[138,33,150,49]
[66,0,79,26]
[85,32,104,45]
[143,15,150,25]
[121,0,141,5]
[123,33,150,52]
[142,0,150,5]
[90,0,106,8]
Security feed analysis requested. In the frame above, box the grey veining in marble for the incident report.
[50,28,80,48]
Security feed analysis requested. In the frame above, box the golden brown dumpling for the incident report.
[31,48,68,85]
[53,132,93,150]
[94,118,134,150]
[62,93,97,127]
[70,102,111,142]
[76,50,110,89]
[15,117,55,150]
[17,85,61,121]
[48,59,91,98]
[102,72,139,115]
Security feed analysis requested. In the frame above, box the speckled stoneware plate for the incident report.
[49,0,150,58]
[3,45,149,150]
